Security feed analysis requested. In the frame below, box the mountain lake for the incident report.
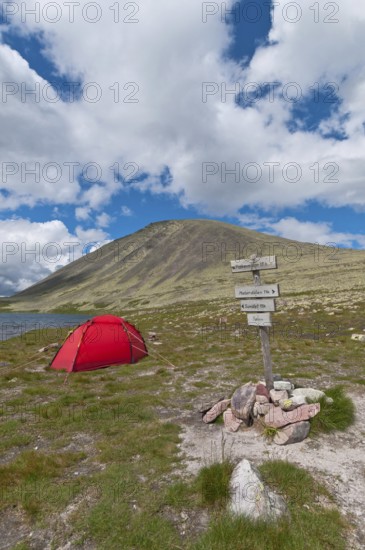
[0,313,91,341]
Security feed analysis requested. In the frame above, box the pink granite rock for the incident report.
[256,395,270,404]
[256,383,270,400]
[269,389,289,405]
[264,403,320,428]
[256,402,274,416]
[223,409,243,432]
[202,399,231,423]
[198,396,226,414]
[273,421,311,445]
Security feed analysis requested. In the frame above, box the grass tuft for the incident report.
[308,386,355,436]
[262,426,279,440]
[194,461,234,508]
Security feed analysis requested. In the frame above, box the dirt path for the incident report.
[179,390,365,549]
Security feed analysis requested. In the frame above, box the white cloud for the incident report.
[0,218,110,295]
[96,212,112,228]
[237,215,365,249]
[75,206,91,221]
[121,205,133,217]
[1,0,365,217]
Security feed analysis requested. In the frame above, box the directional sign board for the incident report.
[247,313,272,327]
[235,284,279,299]
[240,299,276,313]
[231,256,277,273]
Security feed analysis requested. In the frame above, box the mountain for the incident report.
[3,219,365,312]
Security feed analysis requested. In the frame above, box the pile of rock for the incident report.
[200,379,331,445]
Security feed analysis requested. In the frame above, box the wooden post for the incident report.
[252,269,274,390]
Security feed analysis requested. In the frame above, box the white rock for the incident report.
[291,388,325,401]
[273,381,293,391]
[351,334,365,342]
[228,459,287,520]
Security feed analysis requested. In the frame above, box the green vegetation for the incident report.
[163,459,347,550]
[5,219,365,313]
[309,386,356,436]
[195,461,234,508]
[262,425,279,440]
[0,293,361,547]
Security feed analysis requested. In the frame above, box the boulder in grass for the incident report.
[202,399,231,423]
[264,403,320,429]
[273,421,311,445]
[223,409,243,432]
[228,459,287,520]
[351,334,365,342]
[269,389,288,405]
[231,382,256,424]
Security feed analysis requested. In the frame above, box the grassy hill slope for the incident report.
[2,219,365,312]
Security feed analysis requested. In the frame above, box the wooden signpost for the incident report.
[235,284,279,298]
[231,255,276,272]
[240,299,276,312]
[231,255,279,390]
[247,313,272,327]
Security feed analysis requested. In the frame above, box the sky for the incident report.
[0,0,365,295]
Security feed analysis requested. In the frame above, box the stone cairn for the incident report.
[200,378,332,445]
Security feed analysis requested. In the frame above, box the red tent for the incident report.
[50,314,148,372]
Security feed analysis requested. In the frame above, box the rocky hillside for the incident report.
[3,219,365,312]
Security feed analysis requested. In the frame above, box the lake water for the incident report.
[0,313,91,341]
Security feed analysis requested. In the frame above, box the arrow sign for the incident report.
[247,313,272,327]
[235,284,279,299]
[240,299,276,312]
[231,255,277,272]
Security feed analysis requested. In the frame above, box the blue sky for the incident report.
[0,0,365,294]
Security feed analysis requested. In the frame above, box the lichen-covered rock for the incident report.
[228,459,287,519]
[278,395,306,411]
[273,421,311,445]
[231,382,256,423]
